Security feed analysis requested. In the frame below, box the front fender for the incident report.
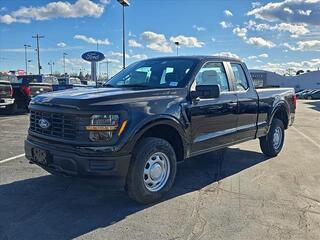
[122,115,189,157]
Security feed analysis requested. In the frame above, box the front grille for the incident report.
[30,110,78,140]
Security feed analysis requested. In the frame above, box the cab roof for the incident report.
[144,55,242,63]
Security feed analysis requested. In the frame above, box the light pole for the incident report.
[24,44,31,75]
[48,61,54,75]
[63,52,68,75]
[100,60,111,80]
[175,41,180,56]
[117,0,129,69]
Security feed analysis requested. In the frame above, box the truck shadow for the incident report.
[0,147,269,240]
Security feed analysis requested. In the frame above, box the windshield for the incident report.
[105,59,198,89]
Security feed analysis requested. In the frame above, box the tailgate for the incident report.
[29,83,52,97]
[0,81,12,98]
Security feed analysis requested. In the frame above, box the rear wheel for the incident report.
[259,118,285,157]
[125,137,177,204]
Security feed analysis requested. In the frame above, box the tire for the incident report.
[125,137,177,204]
[4,102,17,115]
[259,118,285,157]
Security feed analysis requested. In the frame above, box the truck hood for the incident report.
[31,87,186,111]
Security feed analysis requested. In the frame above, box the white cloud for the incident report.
[298,10,312,16]
[140,31,172,53]
[59,58,89,68]
[213,52,241,60]
[246,37,276,48]
[259,53,269,58]
[283,40,320,51]
[224,10,233,17]
[257,59,320,73]
[247,21,309,37]
[0,0,105,24]
[192,25,206,31]
[128,39,143,48]
[211,37,216,42]
[128,31,136,37]
[74,34,111,45]
[57,42,66,48]
[110,51,147,60]
[0,14,30,24]
[283,7,293,14]
[247,0,320,26]
[170,35,205,48]
[246,53,269,60]
[220,21,233,29]
[232,27,247,39]
[0,7,7,12]
[251,2,261,8]
[100,0,111,4]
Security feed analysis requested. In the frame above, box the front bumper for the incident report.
[25,137,131,186]
[0,98,14,107]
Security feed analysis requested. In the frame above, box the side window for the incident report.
[193,62,229,92]
[231,63,249,91]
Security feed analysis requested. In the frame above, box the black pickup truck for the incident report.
[25,56,296,203]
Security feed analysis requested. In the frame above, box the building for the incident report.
[249,69,320,91]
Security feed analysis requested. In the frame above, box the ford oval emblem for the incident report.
[81,51,105,62]
[38,118,50,129]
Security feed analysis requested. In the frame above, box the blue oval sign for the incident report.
[82,51,105,62]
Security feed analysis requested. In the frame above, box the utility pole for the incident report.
[63,52,68,75]
[24,44,31,75]
[32,34,44,75]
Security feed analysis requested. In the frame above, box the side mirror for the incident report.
[191,84,220,99]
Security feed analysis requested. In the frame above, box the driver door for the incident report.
[188,62,238,155]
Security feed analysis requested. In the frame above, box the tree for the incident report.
[296,70,304,75]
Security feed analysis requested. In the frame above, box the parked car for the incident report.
[0,78,15,114]
[302,89,317,98]
[296,89,311,99]
[25,56,296,203]
[305,89,320,99]
[53,77,86,91]
[11,75,54,113]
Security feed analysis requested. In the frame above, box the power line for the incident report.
[32,34,45,75]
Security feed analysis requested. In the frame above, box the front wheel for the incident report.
[125,137,177,204]
[259,118,285,157]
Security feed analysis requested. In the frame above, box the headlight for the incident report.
[86,114,119,142]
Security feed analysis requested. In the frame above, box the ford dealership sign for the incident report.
[82,51,105,62]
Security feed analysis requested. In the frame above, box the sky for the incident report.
[0,0,320,76]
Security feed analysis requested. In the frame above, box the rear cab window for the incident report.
[230,63,249,91]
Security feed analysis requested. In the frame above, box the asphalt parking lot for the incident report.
[0,100,320,240]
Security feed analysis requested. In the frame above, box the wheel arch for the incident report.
[269,102,290,129]
[128,116,188,162]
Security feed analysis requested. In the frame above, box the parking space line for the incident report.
[292,127,320,149]
[0,154,25,164]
